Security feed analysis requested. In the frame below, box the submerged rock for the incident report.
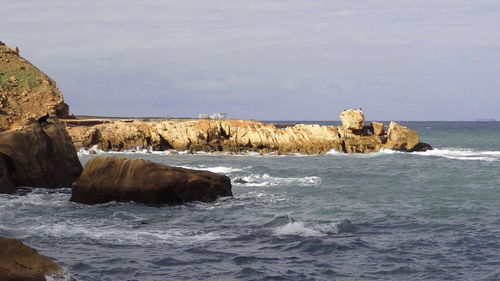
[234,178,248,184]
[71,155,232,205]
[0,236,74,281]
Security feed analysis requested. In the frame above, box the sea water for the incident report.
[1,121,500,281]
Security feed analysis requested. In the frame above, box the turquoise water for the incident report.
[1,121,499,280]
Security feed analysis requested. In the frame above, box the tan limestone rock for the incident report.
[340,109,365,130]
[63,112,430,155]
[384,121,419,151]
[371,121,385,136]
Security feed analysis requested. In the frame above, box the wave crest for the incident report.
[235,174,321,187]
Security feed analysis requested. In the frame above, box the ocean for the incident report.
[1,121,500,281]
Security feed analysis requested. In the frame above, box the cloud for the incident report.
[2,0,500,120]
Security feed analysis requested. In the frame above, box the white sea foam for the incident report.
[236,173,321,187]
[413,148,500,162]
[77,146,314,157]
[30,221,221,246]
[45,270,74,281]
[177,165,246,173]
[273,220,351,237]
[78,145,187,156]
[326,148,400,156]
[274,221,324,237]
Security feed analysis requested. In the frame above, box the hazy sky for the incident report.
[2,0,500,120]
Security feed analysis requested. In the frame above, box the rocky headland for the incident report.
[64,109,431,155]
[0,41,82,192]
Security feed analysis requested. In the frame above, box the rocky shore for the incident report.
[1,40,235,279]
[64,109,431,155]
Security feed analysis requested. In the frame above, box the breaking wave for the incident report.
[177,165,247,174]
[326,148,400,157]
[412,148,500,162]
[268,215,355,237]
[235,174,321,187]
[326,147,500,162]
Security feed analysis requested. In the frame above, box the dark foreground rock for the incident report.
[0,237,73,281]
[71,155,232,205]
[0,152,16,193]
[0,119,82,189]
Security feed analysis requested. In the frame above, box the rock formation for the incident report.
[71,155,232,205]
[0,119,82,188]
[340,109,365,130]
[65,110,431,155]
[0,42,69,132]
[0,236,73,281]
[0,42,82,193]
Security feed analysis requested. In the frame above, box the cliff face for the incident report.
[0,41,69,132]
[65,110,431,154]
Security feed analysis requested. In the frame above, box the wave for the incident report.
[25,218,223,246]
[269,215,354,237]
[413,148,500,162]
[235,173,321,187]
[327,147,500,162]
[326,148,400,157]
[177,165,246,174]
[78,145,189,156]
[77,146,313,157]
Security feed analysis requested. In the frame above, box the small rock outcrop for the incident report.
[0,42,82,193]
[0,236,72,281]
[340,109,365,130]
[384,121,420,151]
[71,155,232,205]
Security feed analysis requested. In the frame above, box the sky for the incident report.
[2,0,500,120]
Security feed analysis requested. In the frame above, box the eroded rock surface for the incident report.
[340,109,365,130]
[385,121,420,151]
[0,236,72,281]
[0,42,69,132]
[71,155,232,205]
[0,119,82,188]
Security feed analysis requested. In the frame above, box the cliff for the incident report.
[65,110,431,154]
[0,41,69,132]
